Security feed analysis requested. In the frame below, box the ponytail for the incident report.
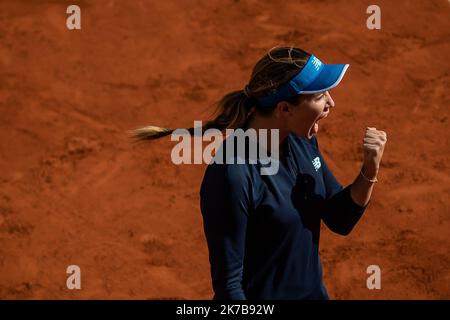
[129,89,256,143]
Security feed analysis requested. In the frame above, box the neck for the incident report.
[246,116,289,148]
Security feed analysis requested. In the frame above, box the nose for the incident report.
[325,91,335,108]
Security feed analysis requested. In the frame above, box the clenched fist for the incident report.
[362,127,387,179]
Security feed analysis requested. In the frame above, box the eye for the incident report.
[315,94,325,100]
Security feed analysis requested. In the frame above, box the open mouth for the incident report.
[309,112,329,136]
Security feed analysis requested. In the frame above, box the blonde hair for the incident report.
[129,46,310,142]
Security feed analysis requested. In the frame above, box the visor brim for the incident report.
[299,64,349,94]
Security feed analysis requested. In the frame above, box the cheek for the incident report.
[311,101,325,116]
[289,100,323,129]
[303,102,323,122]
[289,110,313,131]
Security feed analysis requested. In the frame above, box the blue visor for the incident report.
[255,54,349,108]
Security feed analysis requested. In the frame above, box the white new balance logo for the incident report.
[311,57,322,71]
[312,157,321,171]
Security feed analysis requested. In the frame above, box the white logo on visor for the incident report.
[312,157,321,171]
[311,57,322,71]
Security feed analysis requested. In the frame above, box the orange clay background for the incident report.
[0,0,449,299]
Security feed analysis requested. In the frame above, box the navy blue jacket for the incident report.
[200,133,368,300]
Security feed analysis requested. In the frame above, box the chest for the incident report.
[251,143,327,230]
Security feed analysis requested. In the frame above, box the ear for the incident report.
[275,101,293,118]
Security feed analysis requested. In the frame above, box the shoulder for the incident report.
[202,162,251,185]
[200,162,255,197]
[200,132,263,192]
[199,162,259,214]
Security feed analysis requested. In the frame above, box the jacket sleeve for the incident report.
[199,164,250,300]
[314,137,369,236]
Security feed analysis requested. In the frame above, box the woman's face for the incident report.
[286,91,335,139]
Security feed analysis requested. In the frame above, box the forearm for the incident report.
[350,164,378,207]
[322,127,386,235]
[321,184,369,236]
[351,126,387,206]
